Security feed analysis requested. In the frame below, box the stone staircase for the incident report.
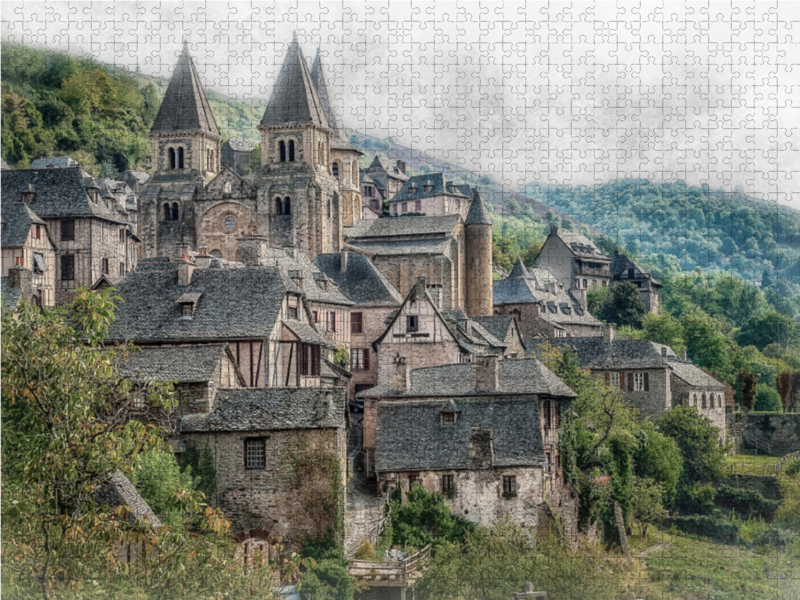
[344,477,386,558]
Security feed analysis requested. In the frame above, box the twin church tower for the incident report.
[139,35,363,262]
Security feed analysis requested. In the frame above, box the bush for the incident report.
[755,383,782,412]
[672,513,740,544]
[354,541,378,561]
[715,484,780,521]
[389,485,474,549]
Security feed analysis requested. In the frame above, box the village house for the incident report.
[534,226,612,298]
[105,255,339,390]
[387,173,471,218]
[360,172,385,215]
[363,155,409,201]
[610,248,662,314]
[544,330,728,437]
[181,386,347,545]
[220,137,256,175]
[2,202,57,307]
[1,165,139,305]
[314,249,404,398]
[373,356,579,539]
[494,258,603,339]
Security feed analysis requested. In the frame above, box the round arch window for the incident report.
[211,249,223,258]
[224,216,237,230]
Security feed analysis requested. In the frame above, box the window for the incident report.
[609,372,620,388]
[61,254,75,281]
[119,229,125,244]
[543,400,551,429]
[409,473,421,489]
[415,200,421,211]
[244,438,266,470]
[545,451,552,473]
[32,224,40,239]
[328,312,337,332]
[441,474,455,497]
[177,147,184,169]
[120,262,125,277]
[583,278,587,288]
[131,392,146,410]
[441,411,455,425]
[288,140,295,162]
[503,475,517,497]
[401,202,408,213]
[300,343,321,376]
[61,219,75,241]
[171,203,180,221]
[332,162,339,179]
[169,147,176,169]
[351,348,369,371]
[224,181,232,193]
[101,258,109,275]
[279,140,286,162]
[32,252,45,274]
[701,393,707,409]
[288,305,298,319]
[351,312,363,334]
[180,303,194,318]
[633,372,649,392]
[275,197,283,215]
[407,315,419,332]
[284,197,291,215]
[312,310,319,323]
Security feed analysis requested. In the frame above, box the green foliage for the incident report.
[181,443,216,501]
[353,541,378,561]
[596,281,648,328]
[641,313,685,354]
[586,283,611,316]
[714,484,780,521]
[297,549,360,600]
[130,446,198,528]
[776,470,800,530]
[755,383,783,412]
[736,311,799,350]
[737,371,759,410]
[333,346,349,369]
[246,142,262,174]
[655,407,727,488]
[389,485,475,549]
[632,421,683,506]
[672,513,741,544]
[631,476,666,536]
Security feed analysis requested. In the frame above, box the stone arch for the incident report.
[171,203,180,221]
[224,181,232,193]
[168,147,176,170]
[288,139,295,162]
[177,147,185,169]
[275,196,283,215]
[279,140,286,163]
[163,203,171,220]
[284,196,291,215]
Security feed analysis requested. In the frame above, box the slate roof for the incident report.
[465,189,492,226]
[543,337,678,370]
[181,387,346,432]
[150,43,220,136]
[345,238,451,257]
[669,361,726,389]
[117,344,227,383]
[314,252,403,307]
[346,214,461,240]
[106,265,293,342]
[123,170,151,185]
[222,137,257,152]
[390,173,469,202]
[367,155,409,182]
[471,315,518,344]
[363,358,576,399]
[610,251,662,287]
[375,396,547,472]
[259,249,352,306]
[548,227,608,259]
[94,470,163,527]
[28,156,77,169]
[260,37,328,128]
[2,202,46,247]
[1,158,10,170]
[309,48,360,153]
[1,278,22,313]
[284,320,328,344]
[1,167,129,223]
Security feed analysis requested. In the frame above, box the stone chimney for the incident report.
[550,225,558,235]
[393,355,410,393]
[603,323,615,343]
[177,256,195,286]
[236,235,269,266]
[414,274,427,297]
[340,249,348,272]
[475,354,499,393]
[195,247,213,269]
[173,243,192,261]
[661,346,668,360]
[682,348,687,361]
[8,264,32,296]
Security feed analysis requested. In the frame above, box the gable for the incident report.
[202,168,257,200]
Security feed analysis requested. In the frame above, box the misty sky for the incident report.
[5,1,800,207]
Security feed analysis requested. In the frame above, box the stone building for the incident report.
[545,334,727,437]
[314,249,404,398]
[387,173,470,218]
[181,387,347,545]
[364,155,408,201]
[105,256,332,390]
[494,258,603,339]
[221,137,256,175]
[2,202,56,307]
[534,226,612,297]
[1,166,138,305]
[610,249,662,314]
[360,173,385,214]
[373,356,579,538]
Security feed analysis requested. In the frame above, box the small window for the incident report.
[408,473,421,489]
[224,181,232,193]
[313,310,319,323]
[284,197,291,215]
[609,372,620,388]
[171,203,180,221]
[401,202,408,213]
[279,140,286,162]
[120,262,125,277]
[244,438,266,470]
[441,474,455,498]
[441,411,456,425]
[543,400,551,429]
[131,392,146,410]
[32,252,45,274]
[583,278,588,288]
[545,451,552,473]
[633,372,645,392]
[351,312,363,334]
[61,219,75,241]
[180,303,194,318]
[119,229,125,244]
[701,393,707,409]
[288,140,295,162]
[503,475,517,497]
[32,224,41,239]
[288,305,298,319]
[351,348,368,371]
[101,258,109,275]
[60,254,75,281]
[275,197,283,215]
[332,162,339,179]
[300,343,321,376]
[407,315,419,333]
[329,312,337,332]
[415,200,421,211]
[168,147,176,169]
[177,147,184,169]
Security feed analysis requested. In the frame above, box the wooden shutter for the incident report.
[619,372,625,390]
[313,345,320,375]
[301,343,308,375]
[627,373,634,391]
[604,372,610,384]
[363,348,370,370]
[644,372,650,391]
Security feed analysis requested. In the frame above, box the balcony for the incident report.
[574,264,611,277]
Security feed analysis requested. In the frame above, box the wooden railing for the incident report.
[368,497,392,547]
[776,451,800,474]
[401,544,431,578]
[725,461,777,477]
[743,429,774,455]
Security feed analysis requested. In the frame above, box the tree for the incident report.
[737,371,759,410]
[680,311,732,377]
[597,282,647,329]
[641,313,684,355]
[655,407,727,488]
[246,142,262,173]
[131,447,198,528]
[777,371,794,412]
[389,485,474,549]
[735,311,799,350]
[632,422,683,506]
[587,283,611,316]
[630,477,666,537]
[755,383,782,412]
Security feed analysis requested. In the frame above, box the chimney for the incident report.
[397,160,406,174]
[475,354,499,393]
[173,243,192,261]
[236,235,269,266]
[661,346,668,360]
[393,355,410,393]
[195,246,213,269]
[8,264,32,296]
[414,274,427,297]
[682,348,687,361]
[550,225,558,235]
[340,249,348,272]
[177,256,195,286]
[603,324,615,343]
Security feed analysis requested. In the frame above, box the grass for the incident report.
[628,529,800,600]
[725,454,780,476]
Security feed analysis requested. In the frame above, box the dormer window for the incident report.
[22,184,35,203]
[180,303,194,318]
[441,411,456,425]
[176,292,202,320]
[423,184,432,193]
[287,295,299,320]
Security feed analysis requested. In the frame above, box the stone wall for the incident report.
[743,413,800,456]
[594,367,671,419]
[349,306,396,398]
[671,375,727,440]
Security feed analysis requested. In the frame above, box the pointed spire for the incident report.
[310,46,343,137]
[260,36,328,128]
[465,189,492,226]
[150,44,219,136]
[508,256,529,279]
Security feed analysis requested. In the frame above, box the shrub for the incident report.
[715,484,780,521]
[354,541,378,561]
[672,514,740,544]
[755,383,782,412]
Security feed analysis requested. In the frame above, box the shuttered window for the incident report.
[61,254,75,281]
[351,312,363,334]
[61,219,75,241]
[441,474,455,497]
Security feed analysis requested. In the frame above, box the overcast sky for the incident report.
[5,1,800,207]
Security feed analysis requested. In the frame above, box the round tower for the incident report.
[464,189,493,317]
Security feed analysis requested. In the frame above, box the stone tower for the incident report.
[139,42,222,257]
[310,47,364,227]
[464,189,493,317]
[257,34,341,259]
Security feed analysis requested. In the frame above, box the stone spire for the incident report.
[150,43,219,136]
[508,256,529,279]
[260,37,329,128]
[465,189,492,226]
[310,47,343,136]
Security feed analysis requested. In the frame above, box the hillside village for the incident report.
[3,37,800,600]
